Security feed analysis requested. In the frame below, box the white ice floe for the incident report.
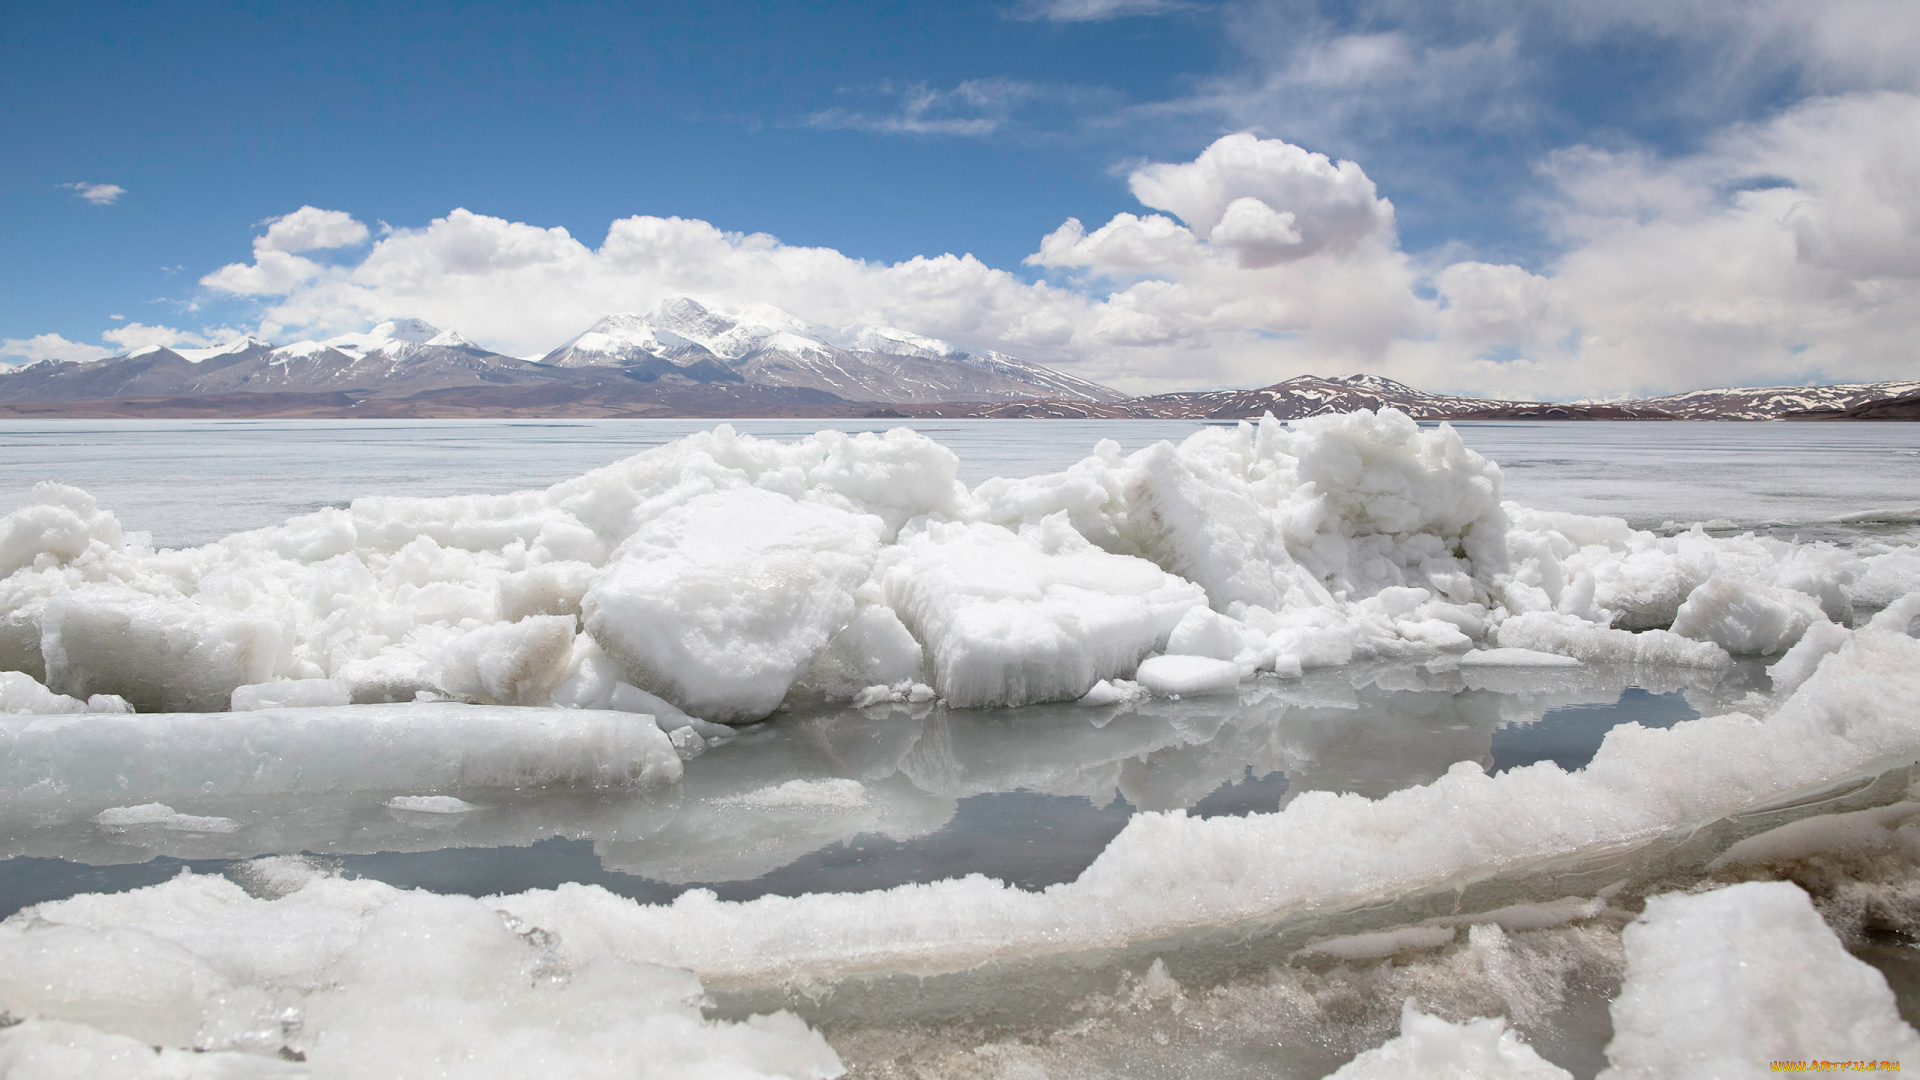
[1075,678,1147,707]
[585,488,885,722]
[876,515,1206,708]
[1,704,681,803]
[1,670,130,715]
[384,795,477,814]
[93,803,241,833]
[1135,654,1244,696]
[1668,573,1832,655]
[1599,881,1920,1076]
[0,412,1897,720]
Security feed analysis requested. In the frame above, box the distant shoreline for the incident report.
[1,391,1914,421]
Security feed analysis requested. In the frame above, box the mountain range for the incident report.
[960,374,1920,422]
[2,301,1915,420]
[0,299,1120,412]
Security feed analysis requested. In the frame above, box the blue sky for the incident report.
[5,0,1917,397]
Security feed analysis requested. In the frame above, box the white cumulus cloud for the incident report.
[200,207,370,296]
[1,323,247,367]
[1027,213,1207,273]
[170,115,1920,399]
[63,182,126,206]
[258,206,370,253]
[1128,133,1395,256]
[100,323,238,352]
[0,333,114,366]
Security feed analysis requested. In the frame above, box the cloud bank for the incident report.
[13,83,1917,400]
[161,94,1914,399]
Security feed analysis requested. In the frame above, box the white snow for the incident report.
[172,337,271,363]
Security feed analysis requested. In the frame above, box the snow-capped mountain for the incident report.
[4,309,1915,421]
[540,298,1124,404]
[0,319,557,403]
[1620,382,1920,420]
[1139,374,1496,420]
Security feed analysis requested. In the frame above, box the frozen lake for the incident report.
[4,415,1919,1077]
[3,417,1918,549]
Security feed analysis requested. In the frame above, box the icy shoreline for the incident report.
[5,413,1920,1076]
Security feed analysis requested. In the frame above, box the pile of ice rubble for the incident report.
[5,409,1920,1073]
[5,411,1912,731]
[7,598,1920,1073]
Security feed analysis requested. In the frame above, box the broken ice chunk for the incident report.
[877,516,1206,708]
[583,487,882,723]
[1134,654,1243,696]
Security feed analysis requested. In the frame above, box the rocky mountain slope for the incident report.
[1625,382,1920,420]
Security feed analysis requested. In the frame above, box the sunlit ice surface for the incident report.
[2,414,1919,1078]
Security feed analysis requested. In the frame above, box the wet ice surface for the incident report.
[0,660,1733,920]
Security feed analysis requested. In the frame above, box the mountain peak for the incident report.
[369,318,442,343]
